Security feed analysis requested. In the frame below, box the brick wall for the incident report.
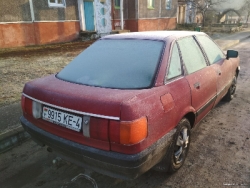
[0,22,80,48]
[0,0,80,48]
[138,18,177,31]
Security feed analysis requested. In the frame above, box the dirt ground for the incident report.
[0,36,249,188]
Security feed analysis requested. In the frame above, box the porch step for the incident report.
[79,30,130,41]
[111,30,130,34]
[79,31,97,41]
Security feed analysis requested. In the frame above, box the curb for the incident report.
[0,125,30,153]
[215,35,250,50]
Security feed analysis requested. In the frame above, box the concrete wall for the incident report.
[0,0,80,49]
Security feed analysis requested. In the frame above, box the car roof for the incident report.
[102,31,207,41]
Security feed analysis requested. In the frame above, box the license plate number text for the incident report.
[42,106,82,132]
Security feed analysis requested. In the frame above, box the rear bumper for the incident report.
[20,116,175,180]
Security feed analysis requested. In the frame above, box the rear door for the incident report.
[177,36,217,123]
[196,35,233,104]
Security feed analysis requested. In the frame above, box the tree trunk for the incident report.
[246,11,250,24]
[202,12,206,27]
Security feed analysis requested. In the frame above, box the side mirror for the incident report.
[227,50,238,60]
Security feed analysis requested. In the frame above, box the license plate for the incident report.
[42,106,82,132]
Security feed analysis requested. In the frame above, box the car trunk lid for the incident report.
[22,75,144,150]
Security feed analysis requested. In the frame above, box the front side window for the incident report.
[166,0,172,9]
[115,0,120,9]
[178,37,207,74]
[196,35,225,64]
[166,43,182,80]
[148,0,155,9]
[48,0,66,8]
[57,39,165,89]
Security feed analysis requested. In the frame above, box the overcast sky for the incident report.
[213,0,246,11]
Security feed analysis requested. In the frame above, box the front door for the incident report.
[84,1,95,31]
[195,35,233,105]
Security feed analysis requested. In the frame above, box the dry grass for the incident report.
[0,51,82,107]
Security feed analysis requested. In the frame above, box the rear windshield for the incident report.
[56,39,165,89]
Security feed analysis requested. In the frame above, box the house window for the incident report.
[115,0,120,9]
[48,0,66,8]
[166,0,172,9]
[148,0,155,9]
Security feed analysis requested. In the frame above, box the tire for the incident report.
[153,118,191,173]
[223,75,237,102]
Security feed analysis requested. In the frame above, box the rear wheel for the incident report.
[153,118,191,173]
[168,118,191,173]
[224,75,237,102]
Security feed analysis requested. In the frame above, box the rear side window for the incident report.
[196,35,225,64]
[166,43,182,80]
[57,39,164,89]
[178,37,207,74]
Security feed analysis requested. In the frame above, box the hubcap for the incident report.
[174,128,189,165]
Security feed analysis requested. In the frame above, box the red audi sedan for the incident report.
[20,31,240,180]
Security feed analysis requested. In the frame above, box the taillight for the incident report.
[32,101,42,119]
[109,120,120,143]
[21,95,42,119]
[120,117,148,145]
[109,116,148,145]
[21,95,32,115]
[84,116,147,145]
[90,117,109,141]
[21,95,26,112]
[83,116,109,141]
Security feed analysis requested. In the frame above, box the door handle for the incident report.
[194,82,200,89]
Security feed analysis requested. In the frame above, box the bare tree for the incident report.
[240,0,250,23]
[184,0,227,26]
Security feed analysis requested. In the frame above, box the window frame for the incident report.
[177,36,208,75]
[165,41,183,83]
[147,0,155,9]
[194,35,226,65]
[48,0,66,8]
[114,0,120,9]
[56,39,166,89]
[166,0,172,10]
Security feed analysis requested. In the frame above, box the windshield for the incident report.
[56,39,165,89]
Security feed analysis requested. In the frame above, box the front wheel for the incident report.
[223,75,237,102]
